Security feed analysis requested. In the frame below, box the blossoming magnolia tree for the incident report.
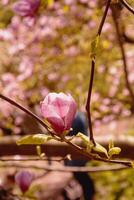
[40,93,77,135]
[0,0,134,199]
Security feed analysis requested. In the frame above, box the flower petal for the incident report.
[64,97,77,130]
[41,103,64,134]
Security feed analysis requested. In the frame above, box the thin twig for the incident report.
[86,0,112,145]
[123,33,134,44]
[0,163,130,173]
[120,0,134,15]
[111,6,134,109]
[0,157,67,162]
[64,137,132,167]
[0,94,55,137]
[0,93,133,167]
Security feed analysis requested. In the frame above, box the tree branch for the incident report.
[111,5,134,111]
[120,0,134,15]
[0,162,129,173]
[122,32,134,44]
[86,0,112,145]
[0,94,55,137]
[0,93,133,168]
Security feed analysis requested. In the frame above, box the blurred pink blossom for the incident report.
[91,92,100,102]
[108,121,117,131]
[64,0,74,5]
[0,101,13,117]
[88,21,96,28]
[121,109,131,117]
[17,57,33,81]
[97,65,105,73]
[64,46,79,57]
[102,23,112,33]
[3,82,24,100]
[2,73,15,85]
[13,0,40,17]
[48,73,59,81]
[102,115,114,123]
[100,105,109,112]
[1,0,9,5]
[128,73,134,83]
[40,87,49,98]
[112,104,121,114]
[15,171,34,193]
[109,67,117,75]
[79,0,88,4]
[41,93,77,135]
[102,98,111,105]
[88,0,97,8]
[0,30,13,41]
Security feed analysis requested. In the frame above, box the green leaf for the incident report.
[131,162,134,168]
[76,132,90,145]
[76,133,108,156]
[24,184,41,199]
[16,134,53,145]
[76,132,92,152]
[90,35,100,59]
[36,145,45,158]
[36,145,41,155]
[108,139,114,150]
[92,142,108,158]
[108,147,121,158]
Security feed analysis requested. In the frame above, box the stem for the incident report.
[86,60,95,144]
[0,93,133,168]
[111,6,134,111]
[0,163,129,173]
[97,0,112,36]
[120,0,134,15]
[86,0,111,145]
[123,33,134,44]
[0,94,55,136]
[64,137,132,167]
[0,157,66,162]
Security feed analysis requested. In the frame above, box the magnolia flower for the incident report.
[13,0,40,17]
[41,92,77,135]
[15,171,34,193]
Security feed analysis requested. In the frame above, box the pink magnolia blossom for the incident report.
[41,93,77,135]
[15,171,34,193]
[13,0,40,17]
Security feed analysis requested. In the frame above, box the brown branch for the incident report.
[120,0,134,15]
[97,0,112,36]
[86,60,95,145]
[86,0,112,145]
[1,135,134,159]
[122,32,134,44]
[0,157,67,162]
[111,6,134,110]
[0,94,133,168]
[0,94,56,137]
[0,163,129,173]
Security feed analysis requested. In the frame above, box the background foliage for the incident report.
[0,0,134,199]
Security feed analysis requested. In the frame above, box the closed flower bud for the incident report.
[15,171,34,193]
[13,0,40,17]
[41,92,77,135]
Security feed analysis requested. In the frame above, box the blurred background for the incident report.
[0,0,134,199]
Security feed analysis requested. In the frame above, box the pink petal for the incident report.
[47,116,65,134]
[52,97,70,118]
[50,93,74,118]
[41,103,64,134]
[64,98,77,130]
